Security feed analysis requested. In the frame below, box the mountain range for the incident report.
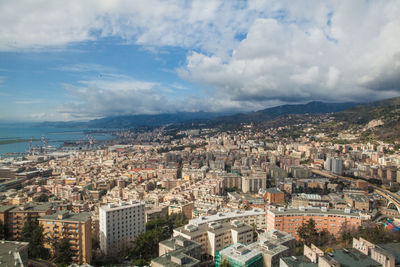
[38,101,359,129]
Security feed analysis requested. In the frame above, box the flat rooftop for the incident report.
[39,211,91,222]
[269,207,360,217]
[377,242,400,261]
[160,236,200,251]
[0,240,29,267]
[151,250,200,267]
[10,202,52,212]
[99,201,145,211]
[219,243,262,264]
[248,240,288,256]
[174,221,252,238]
[326,248,381,267]
[280,255,317,267]
[189,209,265,226]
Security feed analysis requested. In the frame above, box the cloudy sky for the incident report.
[0,0,399,121]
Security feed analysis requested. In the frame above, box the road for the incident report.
[310,168,400,212]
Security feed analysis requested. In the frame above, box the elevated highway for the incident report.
[310,168,400,214]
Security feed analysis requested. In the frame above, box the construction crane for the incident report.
[29,137,33,154]
[41,135,48,147]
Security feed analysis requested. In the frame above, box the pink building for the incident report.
[267,207,362,240]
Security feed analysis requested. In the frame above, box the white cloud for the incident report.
[57,63,116,74]
[14,99,43,105]
[58,73,207,118]
[0,0,254,56]
[179,1,400,105]
[1,0,400,116]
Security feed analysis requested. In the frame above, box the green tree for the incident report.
[33,193,49,202]
[297,219,318,245]
[128,213,188,266]
[54,238,73,265]
[99,189,107,197]
[92,233,100,250]
[20,219,47,258]
[0,220,4,239]
[252,223,258,241]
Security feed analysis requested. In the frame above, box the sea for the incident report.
[0,125,115,155]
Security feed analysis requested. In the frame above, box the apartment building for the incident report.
[353,237,400,267]
[168,201,194,219]
[242,176,266,193]
[266,207,362,240]
[281,242,383,267]
[344,193,370,211]
[152,236,202,267]
[38,211,92,264]
[263,188,285,204]
[248,230,295,267]
[99,200,146,255]
[221,173,242,190]
[173,220,253,258]
[7,203,53,240]
[216,243,263,267]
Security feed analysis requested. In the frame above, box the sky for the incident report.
[0,0,399,122]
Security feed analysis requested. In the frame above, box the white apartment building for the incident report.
[99,200,146,255]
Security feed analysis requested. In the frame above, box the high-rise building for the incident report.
[242,176,266,193]
[99,200,146,255]
[332,158,344,175]
[325,157,343,175]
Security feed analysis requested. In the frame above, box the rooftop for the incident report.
[280,255,317,267]
[10,202,52,213]
[248,240,288,256]
[39,211,91,222]
[99,200,145,211]
[0,240,29,267]
[159,236,201,252]
[218,243,262,264]
[0,205,15,212]
[326,248,381,267]
[188,209,265,226]
[174,221,252,238]
[265,187,282,194]
[376,242,400,260]
[151,250,200,267]
[269,207,360,217]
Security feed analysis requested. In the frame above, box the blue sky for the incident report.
[0,0,399,121]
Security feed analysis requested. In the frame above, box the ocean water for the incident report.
[0,126,114,155]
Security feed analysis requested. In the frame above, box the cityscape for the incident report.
[1,1,400,267]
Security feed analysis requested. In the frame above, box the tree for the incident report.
[20,219,47,259]
[54,238,73,265]
[0,220,5,239]
[297,219,318,245]
[252,223,258,241]
[99,189,107,197]
[128,213,188,266]
[92,233,100,250]
[34,193,49,202]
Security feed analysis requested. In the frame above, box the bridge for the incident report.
[310,168,400,214]
[374,188,400,213]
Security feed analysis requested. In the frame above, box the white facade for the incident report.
[99,200,146,255]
